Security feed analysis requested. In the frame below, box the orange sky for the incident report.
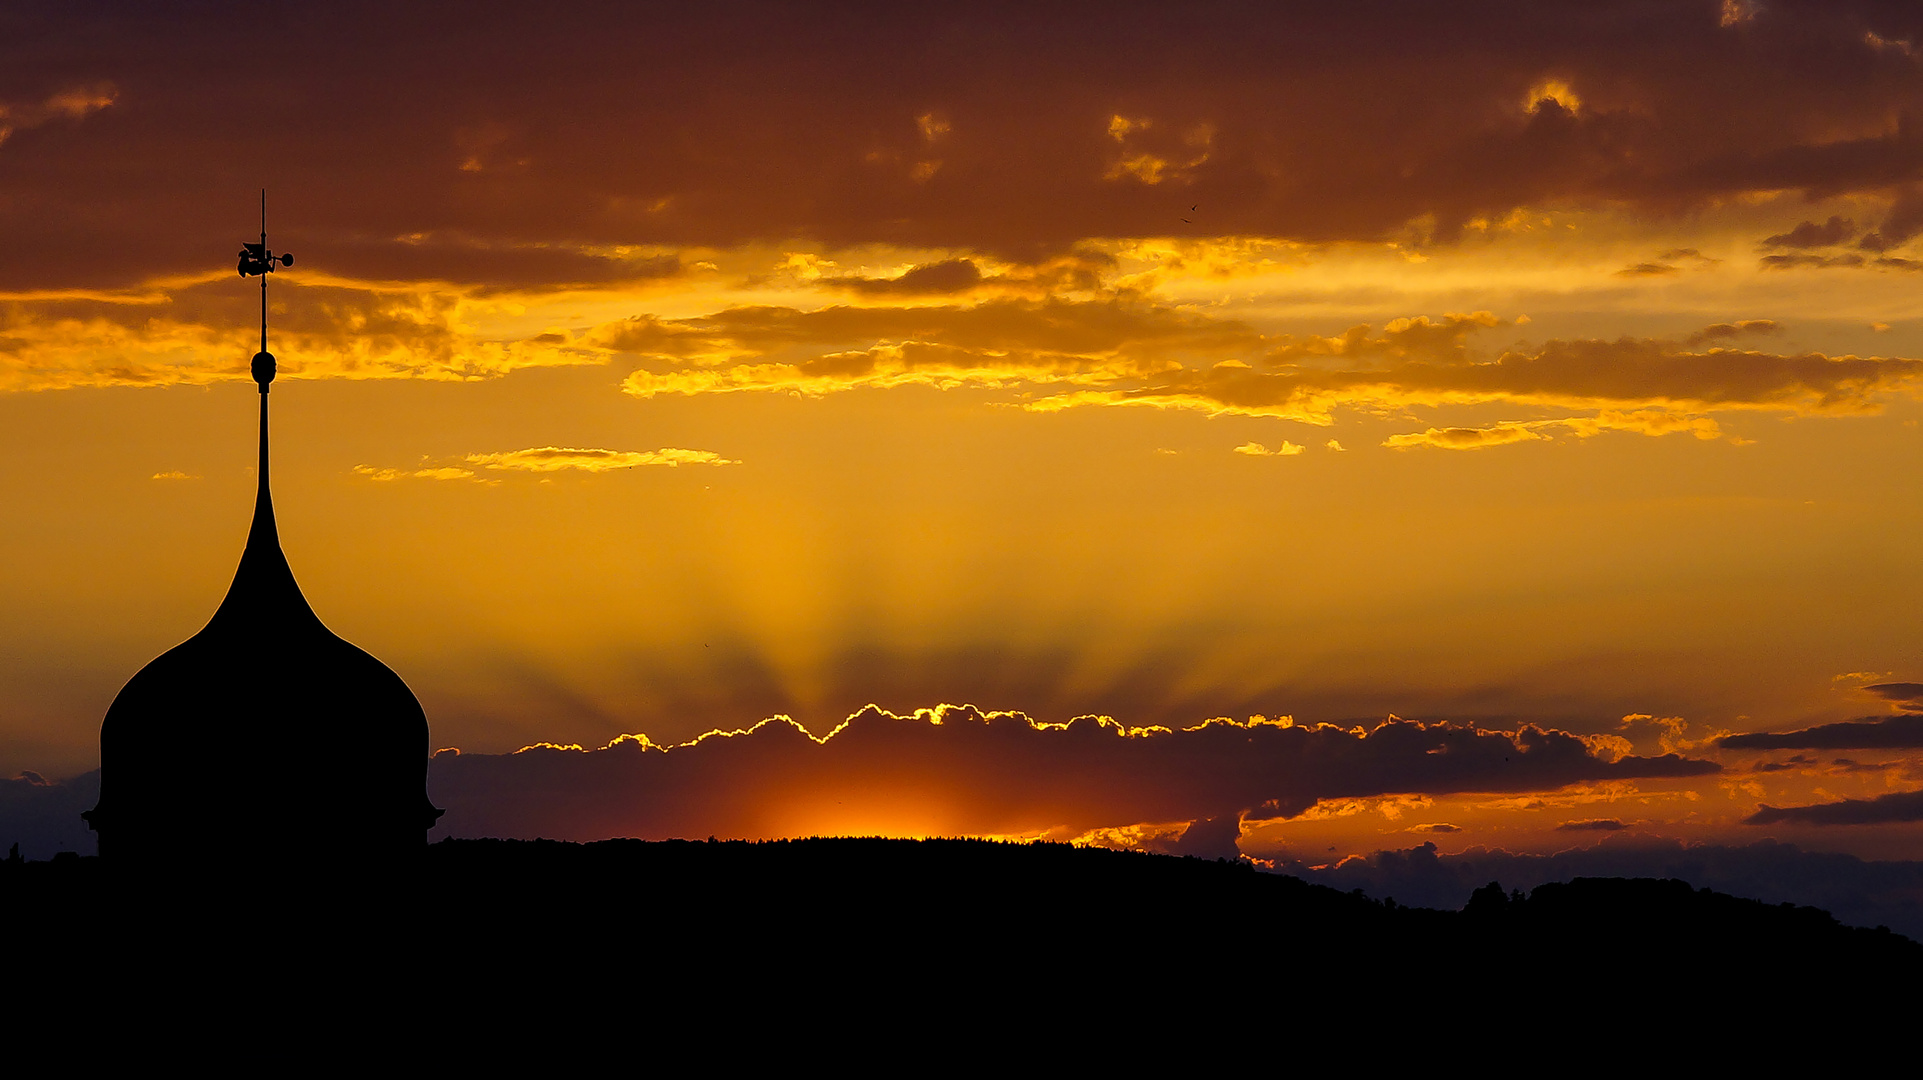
[2,1,1921,872]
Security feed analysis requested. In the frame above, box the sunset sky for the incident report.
[4,2,1922,883]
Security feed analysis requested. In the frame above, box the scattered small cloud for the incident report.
[1233,440,1304,456]
[0,83,118,149]
[1524,78,1582,115]
[1385,424,1546,451]
[1619,713,1726,756]
[1759,253,1865,270]
[1616,250,1718,278]
[1556,818,1628,831]
[1684,319,1779,346]
[353,465,477,482]
[1103,112,1213,186]
[1863,30,1916,58]
[828,259,985,295]
[1719,0,1757,28]
[1721,714,1923,750]
[1658,248,1712,263]
[1384,409,1728,451]
[150,470,198,481]
[1762,216,1857,249]
[1860,189,1923,253]
[1745,789,1923,826]
[466,446,739,472]
[1830,758,1900,774]
[1863,682,1923,710]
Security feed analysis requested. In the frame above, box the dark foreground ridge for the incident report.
[11,836,1923,1045]
[9,837,1915,995]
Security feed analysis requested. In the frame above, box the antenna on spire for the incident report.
[238,189,295,393]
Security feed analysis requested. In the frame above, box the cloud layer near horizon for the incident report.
[1285,835,1923,940]
[1747,789,1923,826]
[1723,714,1923,750]
[425,704,1716,842]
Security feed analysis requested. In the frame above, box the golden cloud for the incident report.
[1032,338,1923,425]
[1233,440,1306,456]
[466,446,738,471]
[0,276,597,391]
[597,299,1923,436]
[10,255,1919,451]
[610,297,1240,398]
[351,447,737,482]
[1384,425,1547,451]
[352,465,477,482]
[1384,410,1728,450]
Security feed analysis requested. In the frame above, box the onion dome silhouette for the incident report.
[84,197,441,862]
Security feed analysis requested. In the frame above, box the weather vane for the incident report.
[236,189,294,392]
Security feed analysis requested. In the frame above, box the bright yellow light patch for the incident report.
[1525,78,1581,113]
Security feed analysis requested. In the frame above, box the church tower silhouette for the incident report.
[84,199,443,862]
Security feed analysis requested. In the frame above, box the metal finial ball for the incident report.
[252,350,276,388]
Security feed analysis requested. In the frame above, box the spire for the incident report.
[238,188,294,396]
[216,192,314,628]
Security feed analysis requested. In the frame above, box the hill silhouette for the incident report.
[8,838,1913,1004]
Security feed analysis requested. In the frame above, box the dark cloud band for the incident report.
[1722,714,1923,750]
[1746,789,1923,826]
[426,705,1716,842]
[12,3,1923,287]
